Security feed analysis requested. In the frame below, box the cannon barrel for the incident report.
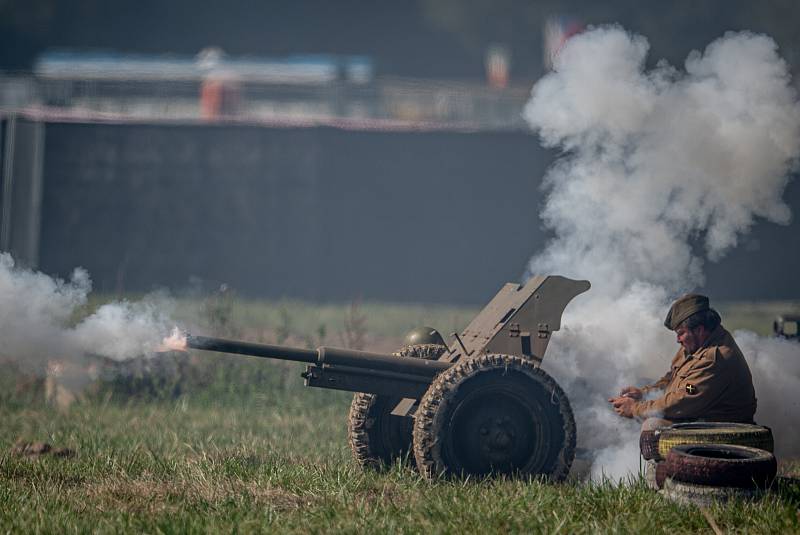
[186,334,451,377]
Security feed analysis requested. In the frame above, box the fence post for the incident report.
[0,114,16,252]
[0,115,46,268]
[26,119,46,267]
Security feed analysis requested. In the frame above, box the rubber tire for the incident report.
[654,461,668,489]
[413,354,575,480]
[347,344,446,469]
[640,429,662,461]
[657,422,773,460]
[660,444,777,489]
[659,477,762,507]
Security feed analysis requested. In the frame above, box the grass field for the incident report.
[2,298,799,533]
[3,384,800,534]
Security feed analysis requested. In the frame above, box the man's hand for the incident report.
[618,386,643,400]
[609,396,637,418]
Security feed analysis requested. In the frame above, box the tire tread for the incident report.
[413,353,575,480]
[347,344,446,469]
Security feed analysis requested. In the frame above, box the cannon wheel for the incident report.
[413,354,575,480]
[347,343,447,469]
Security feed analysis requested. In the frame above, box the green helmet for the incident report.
[404,326,446,347]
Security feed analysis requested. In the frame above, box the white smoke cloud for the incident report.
[0,252,173,371]
[524,26,800,479]
[736,330,800,458]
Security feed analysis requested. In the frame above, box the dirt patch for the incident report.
[10,439,75,458]
[354,483,408,512]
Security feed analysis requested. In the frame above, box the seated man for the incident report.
[609,294,757,430]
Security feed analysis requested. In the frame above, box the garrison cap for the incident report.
[664,294,710,330]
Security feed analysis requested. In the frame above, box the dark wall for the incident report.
[34,121,800,303]
[701,176,800,302]
[38,122,550,304]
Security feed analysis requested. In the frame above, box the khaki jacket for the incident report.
[632,325,757,422]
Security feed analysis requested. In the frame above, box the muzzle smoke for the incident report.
[0,253,174,374]
[523,26,800,479]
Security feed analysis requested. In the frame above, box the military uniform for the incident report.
[631,325,757,422]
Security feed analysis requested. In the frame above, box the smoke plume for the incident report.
[523,26,800,479]
[0,253,174,372]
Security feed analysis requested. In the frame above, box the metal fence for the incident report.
[0,73,532,130]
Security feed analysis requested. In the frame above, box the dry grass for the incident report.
[83,477,309,514]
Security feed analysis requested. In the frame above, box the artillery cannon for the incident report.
[186,275,590,480]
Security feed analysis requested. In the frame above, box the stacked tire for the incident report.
[639,422,776,506]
